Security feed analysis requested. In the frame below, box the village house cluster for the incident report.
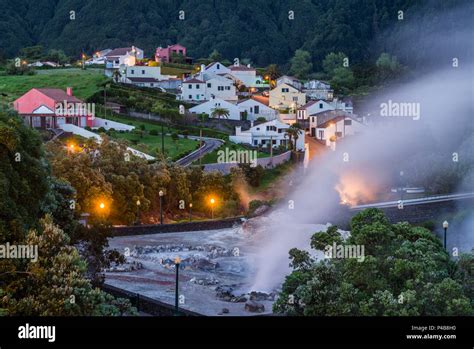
[13,43,366,155]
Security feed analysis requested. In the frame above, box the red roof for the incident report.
[36,88,82,103]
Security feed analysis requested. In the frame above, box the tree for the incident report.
[45,49,69,65]
[322,52,347,77]
[211,107,230,120]
[2,215,136,316]
[289,50,312,79]
[375,52,402,81]
[265,64,281,87]
[209,49,222,62]
[0,112,135,316]
[285,124,302,150]
[274,209,474,316]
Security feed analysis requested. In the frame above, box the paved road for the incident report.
[175,136,224,167]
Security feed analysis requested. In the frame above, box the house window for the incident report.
[150,83,154,86]
[217,64,220,69]
[142,70,145,74]
[318,130,324,139]
[344,119,352,125]
[225,86,230,90]
[196,84,200,89]
[261,140,266,145]
[292,97,298,101]
[196,95,200,99]
[336,131,342,137]
[256,127,260,130]
[282,88,289,93]
[254,140,258,146]
[319,103,323,108]
[218,86,224,91]
[278,129,282,133]
[188,95,192,99]
[131,69,135,74]
[272,140,276,145]
[254,106,260,114]
[188,84,192,89]
[207,83,211,88]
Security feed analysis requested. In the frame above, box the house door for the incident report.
[311,128,315,137]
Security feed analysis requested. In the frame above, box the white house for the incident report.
[297,100,335,121]
[269,82,306,110]
[180,75,237,102]
[121,65,177,88]
[330,98,353,114]
[303,80,334,100]
[237,97,277,121]
[228,64,267,88]
[205,76,237,101]
[180,78,206,101]
[189,98,241,120]
[203,62,231,75]
[230,119,305,151]
[104,46,144,77]
[308,110,363,146]
[276,76,303,90]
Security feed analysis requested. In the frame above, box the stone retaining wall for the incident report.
[110,216,245,237]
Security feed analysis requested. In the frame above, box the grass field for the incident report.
[0,68,107,103]
[107,129,198,160]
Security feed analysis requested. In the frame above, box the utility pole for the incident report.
[161,124,165,157]
[199,128,203,166]
[270,135,273,167]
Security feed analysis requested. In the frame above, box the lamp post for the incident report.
[159,190,164,224]
[135,199,141,225]
[210,197,215,219]
[189,203,193,222]
[443,220,449,251]
[161,124,165,156]
[174,256,181,315]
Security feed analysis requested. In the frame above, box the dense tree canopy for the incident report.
[0,112,134,315]
[274,209,474,316]
[0,0,470,71]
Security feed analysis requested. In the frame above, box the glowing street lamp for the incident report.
[159,190,164,225]
[209,197,216,219]
[135,199,141,225]
[442,220,449,250]
[189,203,193,222]
[99,202,105,210]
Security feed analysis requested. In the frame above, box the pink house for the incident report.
[13,87,95,129]
[155,44,188,63]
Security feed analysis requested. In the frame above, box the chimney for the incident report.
[250,120,254,128]
[200,64,205,72]
[235,126,241,135]
[66,87,73,96]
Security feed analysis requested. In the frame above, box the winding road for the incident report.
[175,135,224,167]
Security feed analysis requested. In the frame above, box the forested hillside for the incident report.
[0,0,471,69]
